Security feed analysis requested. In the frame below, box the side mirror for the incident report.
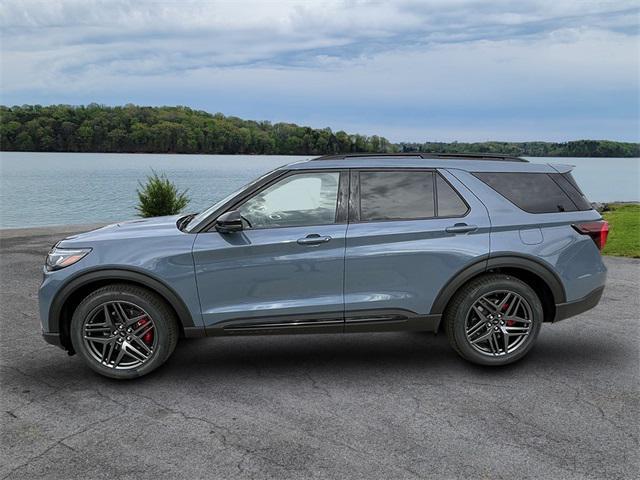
[215,210,243,233]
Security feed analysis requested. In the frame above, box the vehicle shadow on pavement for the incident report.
[124,329,626,384]
[4,327,625,389]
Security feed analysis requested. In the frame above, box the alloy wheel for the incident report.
[82,301,157,369]
[464,290,533,357]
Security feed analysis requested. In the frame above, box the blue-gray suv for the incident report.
[39,153,608,379]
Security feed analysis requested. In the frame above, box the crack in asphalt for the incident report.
[124,391,233,445]
[1,365,59,390]
[302,370,332,398]
[568,384,639,446]
[122,390,424,479]
[4,380,80,418]
[531,370,640,446]
[1,411,124,480]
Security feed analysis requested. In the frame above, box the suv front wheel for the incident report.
[70,284,179,379]
[444,274,543,366]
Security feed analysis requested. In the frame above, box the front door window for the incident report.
[237,172,340,229]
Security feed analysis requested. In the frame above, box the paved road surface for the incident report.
[1,226,638,479]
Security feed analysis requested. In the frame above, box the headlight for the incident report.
[46,247,92,271]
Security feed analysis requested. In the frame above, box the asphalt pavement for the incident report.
[1,225,638,479]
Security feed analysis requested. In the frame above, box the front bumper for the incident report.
[553,285,605,322]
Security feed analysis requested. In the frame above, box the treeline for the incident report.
[400,140,640,158]
[0,104,392,155]
[1,104,638,157]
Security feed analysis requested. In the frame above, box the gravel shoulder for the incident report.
[1,226,639,480]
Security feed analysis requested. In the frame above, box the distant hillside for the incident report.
[399,140,640,158]
[1,104,638,157]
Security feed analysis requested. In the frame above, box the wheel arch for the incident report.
[430,254,566,325]
[51,268,196,352]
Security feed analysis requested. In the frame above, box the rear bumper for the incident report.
[553,285,605,322]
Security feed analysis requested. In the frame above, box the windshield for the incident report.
[184,171,277,232]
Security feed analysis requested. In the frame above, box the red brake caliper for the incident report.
[137,317,154,345]
[502,303,516,326]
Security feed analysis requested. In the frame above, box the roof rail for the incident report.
[311,152,528,162]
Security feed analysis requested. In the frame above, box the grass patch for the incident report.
[602,203,640,258]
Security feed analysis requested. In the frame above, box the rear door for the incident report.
[344,168,490,331]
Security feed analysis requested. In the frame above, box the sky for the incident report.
[1,0,639,142]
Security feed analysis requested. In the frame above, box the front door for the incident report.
[193,170,348,334]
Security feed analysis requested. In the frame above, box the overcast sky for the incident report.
[1,0,638,142]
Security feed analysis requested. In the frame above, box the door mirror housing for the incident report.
[215,210,243,233]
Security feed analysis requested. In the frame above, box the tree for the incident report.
[136,170,190,218]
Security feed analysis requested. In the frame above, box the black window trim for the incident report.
[559,171,586,196]
[547,173,591,211]
[205,168,349,232]
[349,168,470,224]
[472,171,589,215]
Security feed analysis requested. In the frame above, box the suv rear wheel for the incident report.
[70,284,179,379]
[444,274,543,366]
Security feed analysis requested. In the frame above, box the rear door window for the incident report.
[473,172,590,213]
[359,171,435,221]
[356,170,469,221]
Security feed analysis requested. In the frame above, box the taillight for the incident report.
[572,221,609,251]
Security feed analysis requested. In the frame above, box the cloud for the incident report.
[1,0,638,141]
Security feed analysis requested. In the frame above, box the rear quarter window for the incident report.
[473,172,591,214]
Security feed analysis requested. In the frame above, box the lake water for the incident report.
[1,152,638,229]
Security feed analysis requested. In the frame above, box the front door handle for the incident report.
[297,234,332,245]
[445,223,478,234]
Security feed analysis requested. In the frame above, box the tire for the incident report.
[70,283,179,379]
[444,274,543,366]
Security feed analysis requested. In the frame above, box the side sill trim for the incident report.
[205,312,345,336]
[226,319,343,331]
[202,310,442,336]
[206,321,343,336]
[554,286,604,322]
[344,314,441,333]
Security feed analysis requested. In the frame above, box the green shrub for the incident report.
[136,170,190,218]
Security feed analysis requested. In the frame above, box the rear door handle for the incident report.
[297,234,332,245]
[445,223,478,234]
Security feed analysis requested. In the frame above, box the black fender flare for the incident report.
[49,268,196,333]
[430,254,566,315]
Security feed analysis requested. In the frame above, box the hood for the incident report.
[113,214,184,231]
[60,214,185,245]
